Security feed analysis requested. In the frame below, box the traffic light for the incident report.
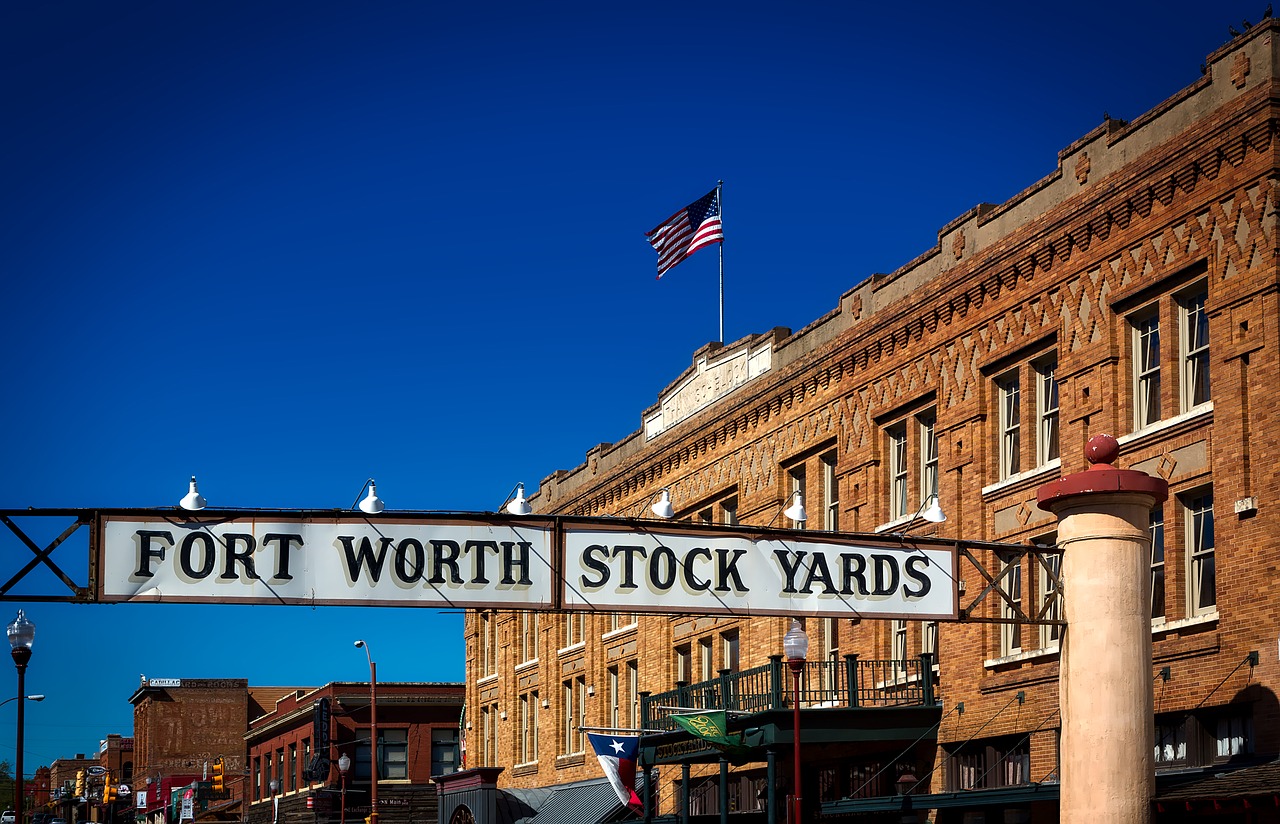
[103,783,117,804]
[75,771,85,797]
[212,758,224,792]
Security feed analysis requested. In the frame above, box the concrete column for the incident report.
[1038,434,1167,824]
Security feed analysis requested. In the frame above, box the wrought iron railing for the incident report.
[641,653,937,733]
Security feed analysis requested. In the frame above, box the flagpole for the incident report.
[717,179,724,344]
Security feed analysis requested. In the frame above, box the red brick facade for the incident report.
[244,682,463,824]
[461,20,1280,824]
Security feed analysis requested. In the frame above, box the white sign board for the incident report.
[101,516,555,608]
[563,528,955,619]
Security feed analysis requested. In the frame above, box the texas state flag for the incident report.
[588,732,642,810]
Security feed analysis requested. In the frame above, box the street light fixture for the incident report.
[7,611,35,824]
[354,640,378,824]
[782,619,808,824]
[0,695,44,709]
[337,754,351,824]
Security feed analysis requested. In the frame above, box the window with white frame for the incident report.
[821,618,840,697]
[822,450,839,530]
[562,676,585,754]
[1133,308,1162,429]
[721,496,738,525]
[699,636,714,681]
[520,611,539,665]
[1035,358,1059,465]
[1150,506,1166,621]
[919,413,938,503]
[479,611,496,677]
[1034,534,1061,649]
[482,704,498,767]
[998,372,1022,479]
[722,629,740,672]
[356,728,406,780]
[1185,490,1215,616]
[1179,287,1210,411]
[922,621,938,666]
[891,619,908,664]
[627,659,640,728]
[675,644,691,683]
[564,612,586,648]
[998,552,1022,656]
[888,422,909,520]
[608,666,620,729]
[518,691,538,764]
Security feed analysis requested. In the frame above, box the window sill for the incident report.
[514,658,540,672]
[1153,612,1218,635]
[511,762,539,778]
[984,645,1060,669]
[981,460,1061,497]
[602,624,639,641]
[476,673,498,686]
[557,642,585,656]
[555,753,585,769]
[1119,402,1213,445]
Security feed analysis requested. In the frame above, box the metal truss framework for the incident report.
[0,508,1064,625]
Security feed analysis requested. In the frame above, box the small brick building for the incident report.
[244,682,463,824]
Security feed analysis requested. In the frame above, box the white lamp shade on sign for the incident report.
[179,477,207,511]
[505,483,532,516]
[651,489,675,519]
[783,491,807,523]
[920,494,947,524]
[358,480,385,514]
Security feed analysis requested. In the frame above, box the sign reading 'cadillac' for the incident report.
[98,513,957,619]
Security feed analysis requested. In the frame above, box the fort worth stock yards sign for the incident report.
[96,513,957,619]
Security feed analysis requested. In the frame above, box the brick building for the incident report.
[129,678,290,824]
[447,18,1280,824]
[46,755,101,824]
[244,682,463,824]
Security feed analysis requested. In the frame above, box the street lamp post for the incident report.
[353,641,377,824]
[337,754,350,824]
[782,620,808,824]
[7,612,34,824]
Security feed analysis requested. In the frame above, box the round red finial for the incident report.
[1085,433,1120,466]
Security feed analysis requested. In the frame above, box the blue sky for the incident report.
[0,0,1257,769]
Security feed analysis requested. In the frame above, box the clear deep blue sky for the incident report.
[0,0,1256,769]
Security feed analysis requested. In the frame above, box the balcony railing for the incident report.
[642,653,937,733]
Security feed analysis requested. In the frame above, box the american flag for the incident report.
[645,188,723,278]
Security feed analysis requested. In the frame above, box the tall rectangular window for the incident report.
[822,618,840,696]
[1036,359,1059,465]
[675,644,691,682]
[1134,310,1161,428]
[1180,288,1211,410]
[699,636,714,681]
[479,611,496,677]
[822,451,839,531]
[608,667,620,729]
[922,621,938,665]
[891,619,908,664]
[1186,491,1216,616]
[919,413,938,502]
[722,497,738,525]
[998,373,1022,478]
[627,660,640,729]
[520,611,539,664]
[289,742,297,791]
[565,612,585,647]
[998,552,1022,656]
[609,612,636,632]
[1035,536,1061,649]
[888,423,908,519]
[519,692,539,764]
[563,677,585,754]
[482,704,498,767]
[1150,506,1166,621]
[721,630,740,672]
